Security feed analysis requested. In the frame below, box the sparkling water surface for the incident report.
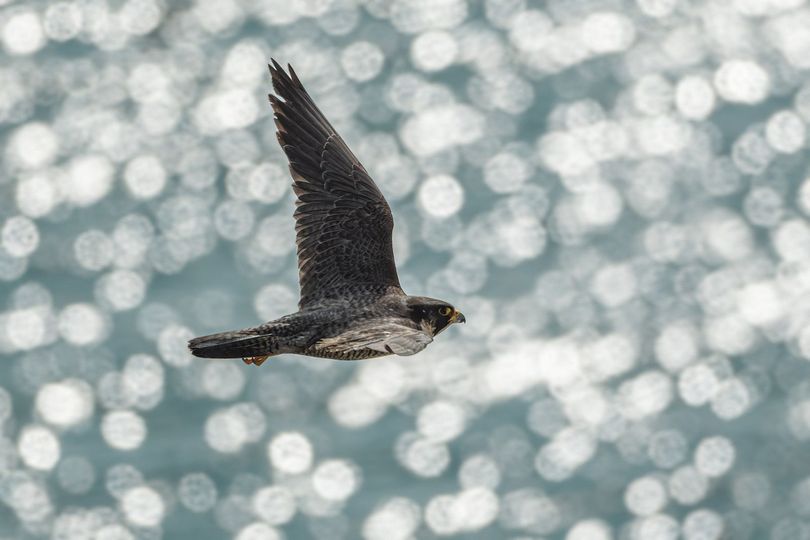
[2,0,810,538]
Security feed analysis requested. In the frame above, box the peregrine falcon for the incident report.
[188,60,465,365]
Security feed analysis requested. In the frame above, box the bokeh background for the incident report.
[2,0,810,538]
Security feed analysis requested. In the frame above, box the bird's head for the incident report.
[406,297,465,336]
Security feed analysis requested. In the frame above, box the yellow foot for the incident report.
[242,355,269,366]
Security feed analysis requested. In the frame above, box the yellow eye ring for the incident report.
[439,306,453,317]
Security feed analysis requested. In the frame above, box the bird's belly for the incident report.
[302,345,389,361]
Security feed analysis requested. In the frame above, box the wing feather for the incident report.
[268,60,401,308]
[316,320,433,357]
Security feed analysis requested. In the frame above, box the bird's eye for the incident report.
[439,306,452,317]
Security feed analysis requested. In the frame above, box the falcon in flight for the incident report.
[189,60,465,365]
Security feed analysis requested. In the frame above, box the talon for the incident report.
[244,355,269,366]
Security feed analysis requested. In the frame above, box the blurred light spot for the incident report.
[120,485,164,527]
[737,280,784,327]
[205,407,249,454]
[17,425,60,470]
[566,519,612,540]
[7,122,59,169]
[43,2,82,41]
[655,322,698,373]
[341,41,384,82]
[96,270,146,312]
[484,151,531,194]
[268,431,313,474]
[15,173,59,219]
[120,0,163,36]
[711,377,753,420]
[401,104,484,157]
[106,463,144,499]
[397,433,450,477]
[678,363,720,407]
[668,465,709,505]
[682,509,724,540]
[411,31,458,72]
[5,307,49,351]
[124,154,167,200]
[575,182,623,229]
[581,12,636,54]
[630,513,679,540]
[101,410,147,451]
[329,383,388,428]
[591,263,637,308]
[693,436,735,477]
[675,75,716,120]
[743,186,783,227]
[64,154,114,207]
[362,497,421,540]
[499,488,561,535]
[178,472,218,513]
[508,10,552,53]
[245,162,290,204]
[2,216,39,258]
[57,303,107,346]
[2,10,46,55]
[158,324,195,367]
[625,475,668,516]
[254,283,298,323]
[235,522,281,540]
[765,9,810,68]
[637,0,677,17]
[93,524,134,540]
[193,0,244,34]
[390,0,467,33]
[74,229,115,272]
[252,485,296,525]
[538,131,594,176]
[36,379,93,428]
[416,400,466,442]
[202,362,246,401]
[122,353,164,410]
[618,371,673,420]
[535,427,597,481]
[634,75,673,116]
[426,487,499,534]
[765,110,805,154]
[358,359,409,404]
[313,459,360,501]
[458,453,501,489]
[714,60,770,104]
[418,174,464,218]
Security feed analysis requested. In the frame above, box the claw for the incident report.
[243,355,269,366]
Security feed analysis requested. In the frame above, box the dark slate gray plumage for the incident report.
[189,60,464,365]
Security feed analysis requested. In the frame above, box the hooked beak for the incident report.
[451,310,466,324]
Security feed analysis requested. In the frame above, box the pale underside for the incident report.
[313,319,433,356]
[242,319,433,365]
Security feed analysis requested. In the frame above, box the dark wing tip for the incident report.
[288,63,302,86]
[268,59,299,98]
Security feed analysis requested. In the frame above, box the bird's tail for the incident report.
[188,329,278,359]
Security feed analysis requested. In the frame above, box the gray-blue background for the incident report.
[2,0,810,539]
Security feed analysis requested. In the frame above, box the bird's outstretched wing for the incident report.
[315,320,433,357]
[268,60,401,308]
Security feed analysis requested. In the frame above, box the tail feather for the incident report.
[188,330,275,359]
